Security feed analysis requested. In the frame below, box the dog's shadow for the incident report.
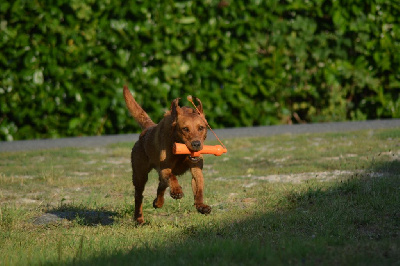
[34,205,117,226]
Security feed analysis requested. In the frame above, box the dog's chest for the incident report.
[171,156,192,175]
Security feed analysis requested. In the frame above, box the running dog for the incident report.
[123,86,211,224]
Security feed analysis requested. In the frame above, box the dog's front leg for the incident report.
[169,173,184,199]
[153,169,184,208]
[190,166,211,214]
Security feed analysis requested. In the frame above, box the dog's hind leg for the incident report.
[131,145,151,224]
[132,167,149,224]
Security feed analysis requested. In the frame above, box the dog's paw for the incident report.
[170,187,184,199]
[134,216,145,225]
[153,198,164,208]
[195,204,211,214]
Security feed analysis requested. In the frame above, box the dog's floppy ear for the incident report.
[194,97,204,115]
[171,98,182,120]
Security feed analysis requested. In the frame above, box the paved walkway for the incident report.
[1,119,399,152]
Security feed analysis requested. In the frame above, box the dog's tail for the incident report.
[123,85,156,129]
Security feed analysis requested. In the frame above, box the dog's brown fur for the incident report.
[123,85,211,224]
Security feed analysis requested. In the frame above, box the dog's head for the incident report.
[171,97,207,154]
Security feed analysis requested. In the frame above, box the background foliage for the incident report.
[0,0,399,140]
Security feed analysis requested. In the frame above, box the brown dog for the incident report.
[123,86,211,224]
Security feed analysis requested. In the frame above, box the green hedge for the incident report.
[1,0,399,141]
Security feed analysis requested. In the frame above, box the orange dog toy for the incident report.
[173,143,227,157]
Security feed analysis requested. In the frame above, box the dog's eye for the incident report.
[182,127,189,132]
[198,126,205,131]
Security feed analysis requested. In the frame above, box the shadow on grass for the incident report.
[67,160,400,265]
[34,205,117,226]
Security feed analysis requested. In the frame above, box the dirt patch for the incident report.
[216,170,393,184]
[251,170,355,183]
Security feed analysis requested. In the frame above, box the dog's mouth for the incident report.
[188,155,201,162]
[188,149,201,162]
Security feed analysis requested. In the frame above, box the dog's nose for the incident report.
[191,140,202,151]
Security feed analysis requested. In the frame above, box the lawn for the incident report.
[0,128,399,265]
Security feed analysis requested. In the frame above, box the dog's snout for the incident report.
[191,140,202,151]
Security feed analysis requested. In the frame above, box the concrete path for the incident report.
[1,119,399,152]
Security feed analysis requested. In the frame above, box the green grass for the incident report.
[0,128,399,265]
